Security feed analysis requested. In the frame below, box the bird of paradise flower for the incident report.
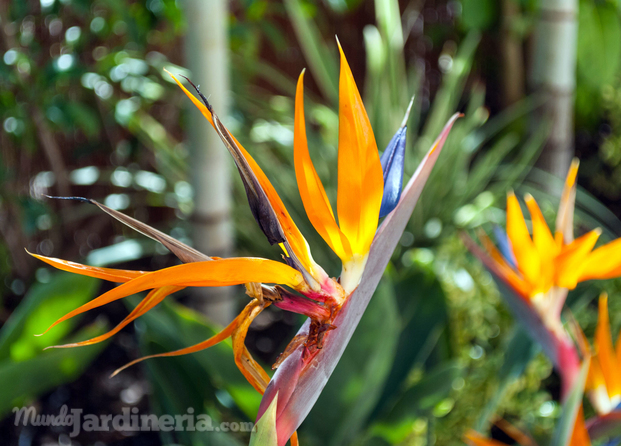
[30,44,460,445]
[463,159,621,398]
[571,293,621,441]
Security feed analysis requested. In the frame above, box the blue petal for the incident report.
[379,98,414,218]
[379,127,407,217]
[493,225,518,269]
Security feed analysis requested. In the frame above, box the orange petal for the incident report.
[555,158,579,244]
[506,192,541,288]
[569,405,591,446]
[595,294,621,400]
[555,229,601,289]
[28,251,144,282]
[290,432,299,446]
[111,300,249,377]
[46,286,183,348]
[232,301,271,393]
[525,195,557,255]
[40,258,305,335]
[525,195,557,292]
[167,70,315,276]
[477,230,531,297]
[616,326,621,367]
[294,71,352,261]
[335,43,384,257]
[579,237,621,282]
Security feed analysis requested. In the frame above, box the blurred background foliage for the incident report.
[2,0,621,445]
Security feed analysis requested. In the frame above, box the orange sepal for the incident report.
[525,195,557,292]
[294,71,352,261]
[555,229,601,290]
[39,258,305,336]
[46,286,183,349]
[28,251,144,282]
[232,301,272,393]
[111,300,248,377]
[478,230,531,297]
[506,192,540,287]
[556,158,580,244]
[569,405,591,446]
[579,237,621,282]
[335,43,384,257]
[595,294,621,399]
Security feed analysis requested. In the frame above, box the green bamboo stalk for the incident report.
[183,0,234,325]
[529,0,578,178]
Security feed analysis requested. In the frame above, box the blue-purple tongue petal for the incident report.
[379,127,407,217]
[379,98,414,218]
[493,225,518,269]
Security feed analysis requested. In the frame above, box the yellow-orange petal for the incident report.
[616,326,621,367]
[335,43,384,257]
[46,286,183,349]
[167,70,315,275]
[40,258,305,335]
[232,301,271,393]
[111,300,249,377]
[525,195,557,292]
[579,237,621,282]
[294,71,352,261]
[569,405,591,446]
[555,229,601,289]
[506,192,541,287]
[595,294,621,400]
[477,229,531,297]
[555,158,580,244]
[28,251,145,282]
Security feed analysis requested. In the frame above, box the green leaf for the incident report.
[283,0,339,104]
[372,267,451,419]
[475,328,539,430]
[460,0,497,31]
[380,361,463,423]
[0,273,100,361]
[0,322,108,417]
[249,392,278,446]
[577,2,621,90]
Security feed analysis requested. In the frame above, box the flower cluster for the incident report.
[33,45,459,445]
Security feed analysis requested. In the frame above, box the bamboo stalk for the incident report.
[183,0,235,325]
[529,0,578,178]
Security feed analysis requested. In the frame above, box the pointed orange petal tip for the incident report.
[567,158,580,188]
